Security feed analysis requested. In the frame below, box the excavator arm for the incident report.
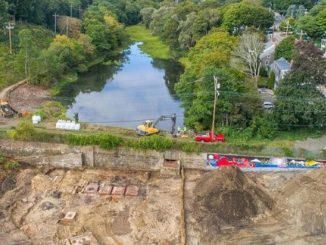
[153,113,176,135]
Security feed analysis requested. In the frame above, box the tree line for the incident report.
[137,0,326,137]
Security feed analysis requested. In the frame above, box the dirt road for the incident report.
[0,80,26,100]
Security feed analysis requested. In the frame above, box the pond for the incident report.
[56,43,184,131]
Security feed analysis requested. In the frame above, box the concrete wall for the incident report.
[94,147,163,171]
[0,140,167,171]
[181,152,205,169]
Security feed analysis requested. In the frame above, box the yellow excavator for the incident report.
[136,114,177,136]
[0,100,20,118]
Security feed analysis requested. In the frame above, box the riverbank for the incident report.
[126,25,171,59]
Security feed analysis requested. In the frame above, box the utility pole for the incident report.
[53,13,58,34]
[5,22,14,54]
[299,30,304,40]
[285,20,290,36]
[70,3,73,18]
[66,16,69,37]
[211,76,220,134]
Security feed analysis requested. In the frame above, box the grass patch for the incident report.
[125,25,171,59]
[2,121,326,159]
[4,161,20,170]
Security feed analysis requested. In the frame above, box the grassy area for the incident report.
[1,120,325,160]
[125,25,171,59]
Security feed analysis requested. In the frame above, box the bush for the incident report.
[0,152,5,164]
[4,161,20,170]
[10,120,36,140]
[36,101,67,120]
[282,147,294,157]
[129,135,174,151]
[179,142,200,153]
[251,114,278,139]
[67,133,123,150]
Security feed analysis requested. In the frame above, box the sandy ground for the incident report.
[1,165,326,244]
[0,168,182,244]
[184,169,326,245]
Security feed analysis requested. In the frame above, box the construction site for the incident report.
[0,156,326,244]
[0,81,326,245]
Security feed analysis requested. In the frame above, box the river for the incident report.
[57,43,184,130]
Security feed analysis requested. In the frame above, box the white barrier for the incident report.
[56,120,81,131]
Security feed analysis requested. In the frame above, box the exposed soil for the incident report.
[193,167,274,228]
[185,168,326,244]
[0,168,182,244]
[0,163,326,244]
[9,83,50,114]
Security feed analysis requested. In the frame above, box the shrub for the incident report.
[179,142,200,153]
[36,101,67,120]
[67,133,123,150]
[130,135,174,151]
[10,120,35,140]
[282,147,294,157]
[0,152,5,164]
[4,161,20,170]
[251,114,278,139]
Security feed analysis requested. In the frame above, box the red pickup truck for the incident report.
[194,131,225,142]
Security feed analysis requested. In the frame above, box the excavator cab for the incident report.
[136,120,159,136]
[0,100,19,118]
[136,114,177,136]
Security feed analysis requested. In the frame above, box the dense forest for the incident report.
[0,0,326,138]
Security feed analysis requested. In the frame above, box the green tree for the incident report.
[176,29,261,129]
[83,2,125,52]
[274,41,326,129]
[222,3,274,33]
[0,0,8,29]
[274,36,295,60]
[297,8,326,39]
[262,0,314,10]
[15,28,52,83]
[140,7,155,28]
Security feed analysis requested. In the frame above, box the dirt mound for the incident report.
[192,167,274,232]
[277,168,326,235]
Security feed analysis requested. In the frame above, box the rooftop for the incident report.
[274,57,291,71]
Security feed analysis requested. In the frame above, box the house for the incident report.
[270,57,291,89]
[260,44,275,67]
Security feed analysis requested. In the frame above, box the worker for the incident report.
[74,112,79,123]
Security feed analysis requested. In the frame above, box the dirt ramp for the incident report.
[192,167,274,234]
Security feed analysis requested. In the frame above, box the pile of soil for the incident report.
[192,167,274,232]
[277,168,326,235]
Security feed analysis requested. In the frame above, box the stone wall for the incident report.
[0,140,167,171]
[94,147,163,171]
[181,152,205,169]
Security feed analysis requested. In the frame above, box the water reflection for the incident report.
[57,43,184,129]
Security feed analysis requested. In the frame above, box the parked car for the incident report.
[194,131,225,143]
[263,101,274,109]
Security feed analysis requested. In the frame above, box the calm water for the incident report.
[57,43,184,130]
